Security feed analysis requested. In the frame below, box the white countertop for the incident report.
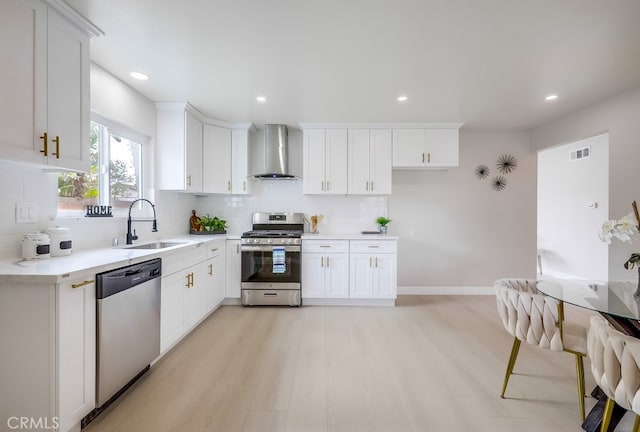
[0,234,227,284]
[302,233,398,240]
[0,232,397,283]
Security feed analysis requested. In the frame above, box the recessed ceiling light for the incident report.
[545,94,558,101]
[397,96,408,102]
[130,71,149,80]
[256,96,267,103]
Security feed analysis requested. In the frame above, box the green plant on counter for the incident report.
[200,214,227,231]
[376,216,392,227]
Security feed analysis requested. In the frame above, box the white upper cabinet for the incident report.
[0,0,97,171]
[303,129,348,195]
[202,125,252,195]
[348,129,392,195]
[231,129,250,194]
[203,124,232,193]
[156,103,204,192]
[158,104,253,194]
[392,127,461,169]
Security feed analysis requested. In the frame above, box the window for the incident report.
[58,117,145,214]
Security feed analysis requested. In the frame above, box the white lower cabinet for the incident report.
[0,274,96,432]
[349,240,397,299]
[302,239,397,302]
[205,243,226,309]
[160,239,226,353]
[302,240,349,298]
[225,239,242,299]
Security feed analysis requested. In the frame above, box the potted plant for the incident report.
[199,214,227,233]
[376,216,392,234]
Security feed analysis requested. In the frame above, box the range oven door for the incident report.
[241,244,301,305]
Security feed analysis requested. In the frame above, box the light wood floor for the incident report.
[83,295,638,432]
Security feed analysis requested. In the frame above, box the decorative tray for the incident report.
[190,230,227,235]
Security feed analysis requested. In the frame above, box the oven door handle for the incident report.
[241,245,301,252]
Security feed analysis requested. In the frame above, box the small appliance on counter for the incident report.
[22,232,51,260]
[44,227,72,256]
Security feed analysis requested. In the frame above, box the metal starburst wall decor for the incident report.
[496,154,517,174]
[491,176,507,191]
[475,165,490,179]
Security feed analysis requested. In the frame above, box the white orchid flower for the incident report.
[599,219,616,243]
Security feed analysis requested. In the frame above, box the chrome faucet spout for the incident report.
[126,198,158,244]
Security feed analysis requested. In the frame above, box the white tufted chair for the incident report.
[495,278,587,420]
[588,315,640,432]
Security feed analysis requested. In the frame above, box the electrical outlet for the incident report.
[15,203,38,223]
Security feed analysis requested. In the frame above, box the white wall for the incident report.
[532,86,640,280]
[389,130,537,288]
[199,129,537,289]
[537,134,609,280]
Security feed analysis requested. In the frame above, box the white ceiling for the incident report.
[66,0,640,130]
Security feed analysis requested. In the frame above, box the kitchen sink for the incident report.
[124,241,188,250]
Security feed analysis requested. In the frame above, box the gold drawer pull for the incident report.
[71,280,94,289]
[40,132,48,156]
[368,245,380,248]
[52,136,60,158]
[320,245,331,248]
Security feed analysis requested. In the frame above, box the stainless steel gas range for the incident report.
[241,212,304,306]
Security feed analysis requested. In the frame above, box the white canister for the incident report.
[44,227,73,256]
[22,233,51,260]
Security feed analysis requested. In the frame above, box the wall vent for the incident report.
[570,146,590,161]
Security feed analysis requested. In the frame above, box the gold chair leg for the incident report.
[633,414,640,432]
[575,353,585,421]
[501,337,521,398]
[601,398,615,432]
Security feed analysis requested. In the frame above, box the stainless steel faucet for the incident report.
[126,198,158,244]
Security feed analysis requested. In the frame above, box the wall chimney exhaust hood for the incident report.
[254,124,297,179]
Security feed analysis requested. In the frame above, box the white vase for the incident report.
[379,225,387,234]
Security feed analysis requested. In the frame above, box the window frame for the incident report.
[56,113,150,218]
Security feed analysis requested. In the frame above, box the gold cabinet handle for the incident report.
[210,248,219,252]
[321,257,324,267]
[236,243,240,253]
[321,180,325,191]
[320,245,331,248]
[326,257,330,267]
[369,257,373,267]
[52,136,60,158]
[427,152,431,163]
[375,257,378,268]
[208,264,213,276]
[71,280,94,289]
[40,132,48,156]
[366,181,369,191]
[368,245,380,248]
[185,273,190,287]
[243,181,246,191]
[228,180,231,191]
[422,152,425,163]
[371,181,374,191]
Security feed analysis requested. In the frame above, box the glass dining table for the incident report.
[537,278,640,432]
[538,278,640,320]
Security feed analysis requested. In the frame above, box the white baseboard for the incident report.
[302,298,396,307]
[398,286,494,295]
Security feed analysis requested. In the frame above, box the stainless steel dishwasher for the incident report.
[95,258,162,409]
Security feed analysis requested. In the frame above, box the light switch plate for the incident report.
[16,203,38,223]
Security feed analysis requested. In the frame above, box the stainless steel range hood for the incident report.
[254,124,296,179]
